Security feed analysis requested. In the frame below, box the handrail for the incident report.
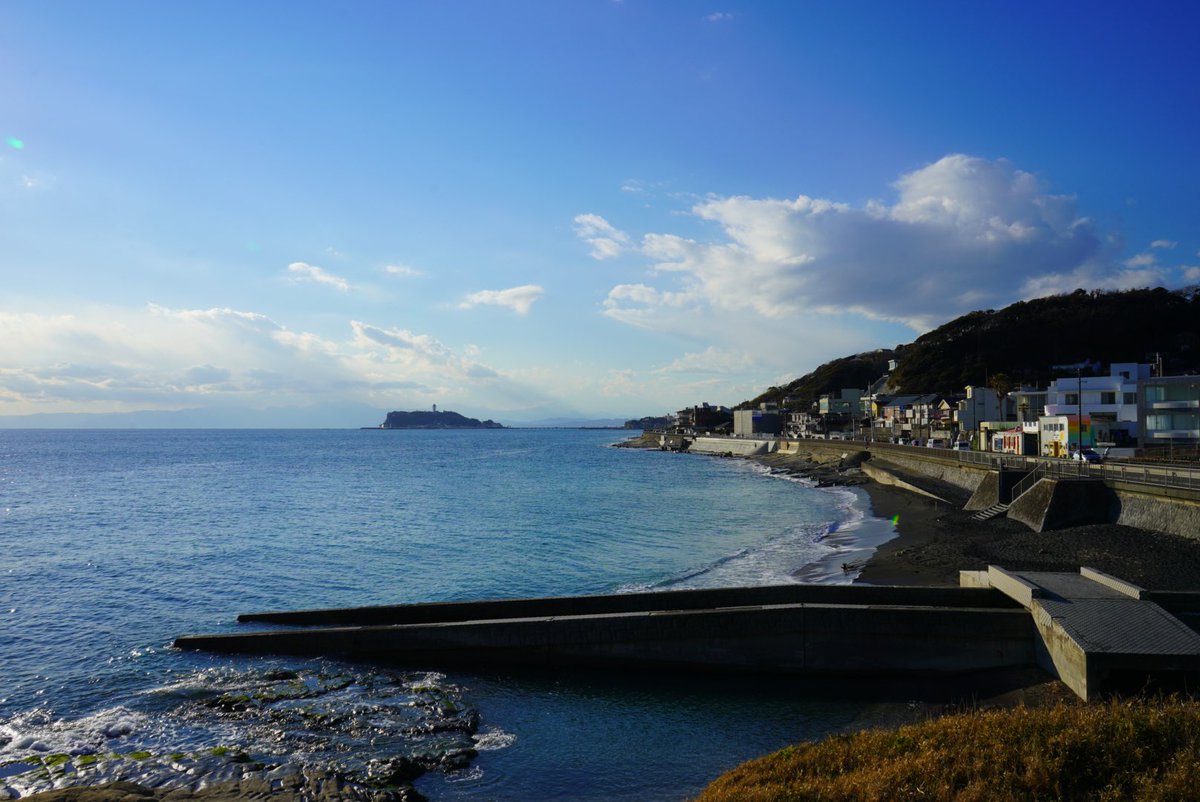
[762,434,1200,495]
[1009,464,1046,502]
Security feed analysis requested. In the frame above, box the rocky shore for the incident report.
[7,775,424,802]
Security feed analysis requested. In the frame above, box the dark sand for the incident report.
[855,464,1200,591]
[750,446,1200,590]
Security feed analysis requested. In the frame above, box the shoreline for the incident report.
[687,436,1200,591]
[850,456,1200,592]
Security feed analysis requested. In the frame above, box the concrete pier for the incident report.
[177,570,1200,699]
[178,584,1031,677]
[960,566,1200,700]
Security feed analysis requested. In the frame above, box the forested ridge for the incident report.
[742,287,1200,409]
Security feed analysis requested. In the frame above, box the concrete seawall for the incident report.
[179,584,1033,678]
[709,436,1200,540]
[864,446,992,494]
[689,436,777,456]
[180,603,1035,675]
[237,584,1017,626]
[860,462,951,503]
[1112,485,1200,541]
[179,569,1200,699]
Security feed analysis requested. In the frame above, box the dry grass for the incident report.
[695,697,1200,801]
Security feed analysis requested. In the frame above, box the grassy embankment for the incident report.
[695,698,1200,802]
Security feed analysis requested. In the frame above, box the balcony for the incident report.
[1147,429,1200,439]
[1150,399,1200,411]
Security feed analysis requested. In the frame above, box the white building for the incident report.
[1038,414,1094,458]
[1044,363,1147,448]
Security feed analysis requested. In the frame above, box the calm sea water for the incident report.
[0,429,905,801]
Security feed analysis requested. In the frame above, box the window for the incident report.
[1064,393,1079,405]
[1124,392,1136,405]
[1100,392,1116,405]
[1146,414,1173,431]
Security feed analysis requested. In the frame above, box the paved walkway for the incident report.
[978,566,1200,700]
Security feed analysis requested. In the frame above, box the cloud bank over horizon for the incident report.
[1,156,1194,423]
[593,155,1187,335]
[0,305,562,419]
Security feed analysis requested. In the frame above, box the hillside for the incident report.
[740,349,899,410]
[743,287,1200,409]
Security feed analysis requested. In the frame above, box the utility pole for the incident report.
[1077,368,1083,456]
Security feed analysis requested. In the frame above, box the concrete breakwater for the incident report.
[178,584,1033,676]
[176,568,1200,701]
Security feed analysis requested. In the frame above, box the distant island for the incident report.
[370,409,505,429]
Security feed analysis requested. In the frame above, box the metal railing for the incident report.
[1008,464,1046,502]
[683,432,1200,494]
[778,435,1200,495]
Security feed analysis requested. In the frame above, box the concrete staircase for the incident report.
[970,502,1011,521]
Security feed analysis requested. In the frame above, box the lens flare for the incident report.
[891,514,900,526]
[6,137,24,149]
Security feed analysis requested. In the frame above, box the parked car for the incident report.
[926,438,948,448]
[954,441,971,451]
[1072,447,1102,464]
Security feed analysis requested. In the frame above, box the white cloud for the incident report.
[705,12,733,22]
[287,262,352,292]
[459,284,544,315]
[351,321,450,360]
[1184,266,1200,282]
[0,305,540,416]
[1151,239,1177,249]
[1124,253,1157,267]
[573,213,631,260]
[1018,265,1168,298]
[656,346,754,375]
[383,263,423,278]
[601,154,1133,333]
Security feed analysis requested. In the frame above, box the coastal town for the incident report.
[630,358,1200,463]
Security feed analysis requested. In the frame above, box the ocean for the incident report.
[0,428,907,801]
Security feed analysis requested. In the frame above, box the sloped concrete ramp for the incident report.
[970,566,1200,700]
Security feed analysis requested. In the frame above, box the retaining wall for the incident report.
[1007,479,1114,532]
[690,436,777,456]
[866,448,992,493]
[1111,487,1200,541]
[860,462,951,503]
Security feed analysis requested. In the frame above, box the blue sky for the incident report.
[2,1,1198,424]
